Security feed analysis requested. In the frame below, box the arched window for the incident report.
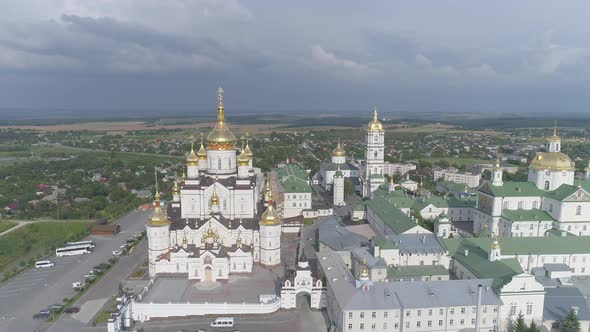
[229,158,232,167]
[503,201,509,209]
[544,181,550,190]
[518,201,523,209]
[374,151,378,158]
[577,205,582,215]
[373,135,378,143]
[532,201,538,209]
[218,158,222,169]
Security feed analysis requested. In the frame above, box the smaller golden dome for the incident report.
[172,181,180,194]
[260,186,281,226]
[360,258,369,279]
[197,136,207,160]
[491,234,500,250]
[244,142,253,160]
[332,140,346,157]
[187,142,198,166]
[529,152,574,171]
[367,107,383,132]
[210,188,220,206]
[237,145,250,166]
[149,192,170,226]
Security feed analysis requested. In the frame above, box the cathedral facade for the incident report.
[146,88,282,282]
[474,129,590,237]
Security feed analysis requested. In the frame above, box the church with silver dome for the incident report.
[474,128,590,238]
[145,88,282,282]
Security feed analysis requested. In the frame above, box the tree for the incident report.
[527,320,539,332]
[562,309,581,332]
[512,312,527,332]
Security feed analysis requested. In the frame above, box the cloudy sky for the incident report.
[1,0,590,115]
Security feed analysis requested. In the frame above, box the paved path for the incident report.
[0,210,150,332]
[46,240,149,332]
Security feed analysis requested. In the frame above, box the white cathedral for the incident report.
[475,128,590,237]
[146,88,282,282]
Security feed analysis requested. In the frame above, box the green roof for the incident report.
[369,173,385,179]
[373,235,397,250]
[372,187,476,212]
[366,196,420,234]
[502,209,555,222]
[275,164,312,193]
[444,236,590,256]
[436,181,470,194]
[545,228,577,237]
[478,181,543,197]
[443,238,523,289]
[387,265,448,279]
[574,180,590,193]
[544,184,580,201]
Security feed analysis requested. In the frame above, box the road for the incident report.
[140,294,328,332]
[0,209,151,332]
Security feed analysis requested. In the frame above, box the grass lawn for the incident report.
[30,145,181,162]
[304,218,315,225]
[0,221,17,233]
[0,221,92,271]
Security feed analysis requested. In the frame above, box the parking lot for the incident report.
[0,209,151,332]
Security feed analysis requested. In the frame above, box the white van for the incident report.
[210,317,235,328]
[35,260,55,268]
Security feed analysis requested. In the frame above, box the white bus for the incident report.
[65,240,95,249]
[56,245,92,257]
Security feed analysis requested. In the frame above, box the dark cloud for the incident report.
[0,0,590,114]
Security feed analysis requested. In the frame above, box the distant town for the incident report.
[1,92,590,332]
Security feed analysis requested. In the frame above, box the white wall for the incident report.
[132,298,281,321]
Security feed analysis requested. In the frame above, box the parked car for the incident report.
[32,312,50,320]
[64,307,80,314]
[84,273,95,280]
[72,282,84,289]
[112,250,122,256]
[47,304,63,311]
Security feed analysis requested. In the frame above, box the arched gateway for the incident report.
[280,247,326,309]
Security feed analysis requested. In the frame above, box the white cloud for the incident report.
[311,45,371,73]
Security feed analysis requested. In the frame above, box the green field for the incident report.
[0,221,17,233]
[0,221,92,271]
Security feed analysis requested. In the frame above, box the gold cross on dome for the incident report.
[217,87,224,106]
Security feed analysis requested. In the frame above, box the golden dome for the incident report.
[237,144,250,166]
[172,181,180,195]
[149,192,170,226]
[186,142,198,166]
[210,187,220,206]
[367,107,383,132]
[244,141,253,160]
[529,152,574,171]
[332,140,346,157]
[360,258,369,279]
[197,136,207,160]
[207,87,237,150]
[260,187,281,226]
